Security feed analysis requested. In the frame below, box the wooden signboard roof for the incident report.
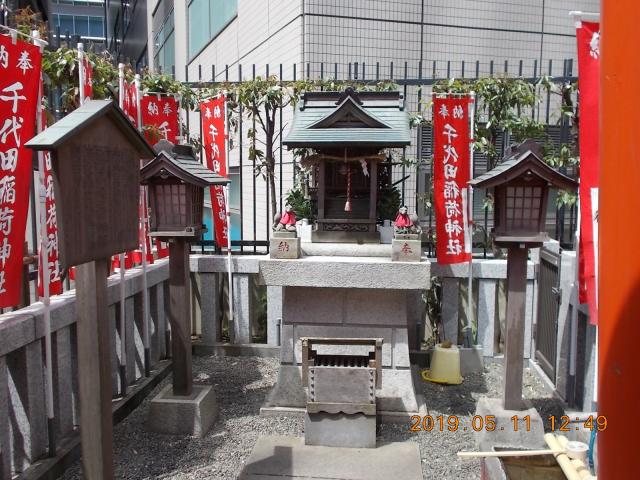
[26,99,154,157]
[283,88,411,148]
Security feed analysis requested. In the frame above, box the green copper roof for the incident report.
[26,99,155,158]
[283,89,411,148]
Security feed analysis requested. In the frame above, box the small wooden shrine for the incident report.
[284,88,411,243]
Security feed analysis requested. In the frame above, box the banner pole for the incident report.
[34,29,56,458]
[117,63,128,396]
[135,73,151,376]
[77,43,85,106]
[464,92,476,348]
[223,93,234,340]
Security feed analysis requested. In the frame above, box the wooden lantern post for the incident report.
[26,100,155,479]
[469,139,577,410]
[141,140,229,396]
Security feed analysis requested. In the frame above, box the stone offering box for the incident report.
[26,100,155,268]
[270,231,301,259]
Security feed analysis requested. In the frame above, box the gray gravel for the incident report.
[60,356,562,480]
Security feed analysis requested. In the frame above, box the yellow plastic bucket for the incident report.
[421,343,463,385]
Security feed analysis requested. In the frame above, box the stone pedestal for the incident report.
[474,397,546,452]
[305,412,376,448]
[147,384,217,437]
[391,235,421,262]
[270,232,301,259]
[259,255,431,418]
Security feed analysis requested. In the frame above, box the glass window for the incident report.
[89,16,104,37]
[189,0,237,58]
[74,15,89,37]
[58,15,74,35]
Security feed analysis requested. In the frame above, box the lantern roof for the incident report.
[140,140,229,187]
[283,87,411,148]
[468,139,578,191]
[26,99,155,158]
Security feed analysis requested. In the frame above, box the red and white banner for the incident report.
[141,95,179,144]
[0,35,42,307]
[37,92,62,297]
[201,97,229,248]
[576,21,600,325]
[433,96,472,264]
[81,56,93,100]
[123,80,138,127]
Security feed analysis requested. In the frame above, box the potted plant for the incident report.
[285,187,314,241]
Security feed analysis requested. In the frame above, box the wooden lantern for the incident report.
[469,139,577,410]
[469,139,578,247]
[141,140,229,239]
[25,100,155,268]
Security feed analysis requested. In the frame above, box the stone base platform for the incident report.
[147,384,217,437]
[237,436,423,480]
[391,238,422,262]
[305,412,376,448]
[270,235,301,259]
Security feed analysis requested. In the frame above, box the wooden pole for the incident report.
[599,1,640,475]
[169,238,193,396]
[76,259,113,479]
[502,246,528,410]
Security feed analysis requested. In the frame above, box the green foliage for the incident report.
[285,188,314,221]
[377,184,401,222]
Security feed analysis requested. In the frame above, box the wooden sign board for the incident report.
[26,100,155,268]
[53,122,140,267]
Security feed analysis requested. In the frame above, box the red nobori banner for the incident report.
[37,150,63,297]
[210,185,229,249]
[201,96,229,249]
[433,96,472,265]
[0,35,42,307]
[123,80,138,127]
[141,95,179,144]
[201,97,227,177]
[576,21,600,325]
[37,81,62,297]
[81,56,93,100]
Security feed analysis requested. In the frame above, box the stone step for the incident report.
[238,435,423,480]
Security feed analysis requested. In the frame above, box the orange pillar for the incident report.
[599,1,640,477]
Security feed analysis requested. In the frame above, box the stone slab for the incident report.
[282,287,407,327]
[270,237,301,259]
[259,256,431,289]
[474,397,546,452]
[301,242,392,257]
[147,384,217,438]
[305,412,376,448]
[238,436,422,480]
[272,231,297,239]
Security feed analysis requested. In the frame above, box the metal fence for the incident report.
[183,59,578,256]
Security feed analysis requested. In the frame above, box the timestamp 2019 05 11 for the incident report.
[409,415,608,433]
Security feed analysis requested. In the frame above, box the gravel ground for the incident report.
[60,356,564,480]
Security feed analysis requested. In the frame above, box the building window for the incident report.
[53,13,104,39]
[188,0,237,59]
[153,7,175,75]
